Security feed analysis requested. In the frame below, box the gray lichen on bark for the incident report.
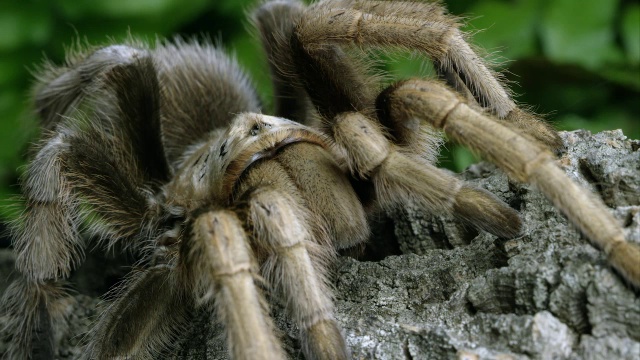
[0,130,638,359]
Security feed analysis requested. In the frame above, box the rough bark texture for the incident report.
[1,130,639,359]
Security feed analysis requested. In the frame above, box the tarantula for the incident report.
[2,0,639,359]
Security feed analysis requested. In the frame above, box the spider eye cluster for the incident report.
[250,124,260,136]
[249,122,273,136]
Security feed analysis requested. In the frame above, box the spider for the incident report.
[2,0,639,359]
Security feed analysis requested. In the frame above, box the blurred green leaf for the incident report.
[0,3,52,51]
[0,57,31,85]
[451,145,480,172]
[599,66,640,91]
[540,0,622,69]
[230,33,273,107]
[58,0,200,18]
[0,92,34,224]
[386,53,436,81]
[90,0,180,17]
[466,0,538,60]
[621,4,640,64]
[57,0,210,35]
[0,93,35,164]
[557,108,640,139]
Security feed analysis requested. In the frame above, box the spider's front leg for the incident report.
[184,209,287,360]
[225,114,370,359]
[179,159,350,360]
[378,79,640,288]
[240,182,347,359]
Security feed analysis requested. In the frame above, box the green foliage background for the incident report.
[0,0,638,222]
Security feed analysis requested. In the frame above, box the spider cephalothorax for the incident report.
[2,0,639,359]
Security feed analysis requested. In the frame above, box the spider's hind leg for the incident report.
[379,79,640,288]
[283,7,522,238]
[2,46,172,359]
[293,0,562,149]
[1,277,68,359]
[34,43,148,129]
[83,264,192,359]
[332,111,522,238]
[253,0,311,123]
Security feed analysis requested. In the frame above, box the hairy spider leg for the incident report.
[242,180,347,359]
[185,210,287,360]
[4,48,172,359]
[378,79,640,289]
[253,0,311,123]
[83,265,191,359]
[262,0,561,149]
[152,41,261,165]
[254,0,523,238]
